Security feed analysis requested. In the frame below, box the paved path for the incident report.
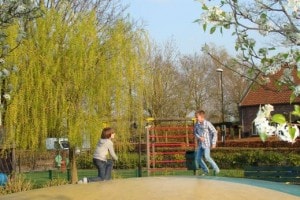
[1,176,300,200]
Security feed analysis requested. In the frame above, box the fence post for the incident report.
[48,170,53,180]
[67,169,71,181]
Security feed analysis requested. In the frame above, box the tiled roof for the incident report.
[240,68,300,106]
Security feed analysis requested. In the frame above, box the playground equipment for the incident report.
[146,119,197,176]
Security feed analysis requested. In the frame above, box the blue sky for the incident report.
[123,0,237,55]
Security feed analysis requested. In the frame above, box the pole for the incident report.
[220,71,224,124]
[217,68,225,143]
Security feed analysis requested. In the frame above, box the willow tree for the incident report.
[3,8,100,182]
[3,4,148,183]
[92,19,148,161]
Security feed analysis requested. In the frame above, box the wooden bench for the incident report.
[244,166,300,184]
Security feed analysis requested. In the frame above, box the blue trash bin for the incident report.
[0,173,8,186]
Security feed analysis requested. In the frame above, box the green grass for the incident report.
[216,169,244,178]
[24,169,244,188]
[24,169,99,188]
[24,170,69,188]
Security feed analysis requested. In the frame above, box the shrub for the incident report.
[77,147,299,170]
[76,151,147,170]
[211,148,299,169]
[115,153,146,169]
[76,152,94,169]
[0,174,33,195]
[287,153,300,166]
[43,178,68,187]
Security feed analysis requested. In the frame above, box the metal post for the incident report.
[48,170,53,180]
[217,68,225,143]
[67,168,71,181]
[220,71,224,124]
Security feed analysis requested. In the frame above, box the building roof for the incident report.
[240,68,300,107]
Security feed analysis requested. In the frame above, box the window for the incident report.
[252,122,258,135]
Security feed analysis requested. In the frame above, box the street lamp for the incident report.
[216,68,225,143]
[216,68,224,123]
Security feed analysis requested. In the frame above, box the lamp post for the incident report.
[216,68,225,143]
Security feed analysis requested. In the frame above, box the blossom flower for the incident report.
[254,104,276,137]
[254,104,300,143]
[293,85,300,96]
[264,64,281,75]
[255,119,276,136]
[200,5,232,26]
[258,23,271,36]
[276,123,299,143]
[261,104,274,118]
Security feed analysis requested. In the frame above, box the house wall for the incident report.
[239,104,297,137]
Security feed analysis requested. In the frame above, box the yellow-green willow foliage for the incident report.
[3,6,148,157]
[95,20,148,154]
[3,9,99,150]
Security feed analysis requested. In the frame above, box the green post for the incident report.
[136,168,142,177]
[49,170,53,180]
[67,169,71,181]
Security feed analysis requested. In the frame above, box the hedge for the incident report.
[211,148,300,169]
[76,147,300,170]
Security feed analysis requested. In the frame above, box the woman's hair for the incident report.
[101,127,114,139]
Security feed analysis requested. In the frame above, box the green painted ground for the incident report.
[201,176,300,197]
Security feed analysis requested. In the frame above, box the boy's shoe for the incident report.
[213,170,220,176]
[201,172,209,176]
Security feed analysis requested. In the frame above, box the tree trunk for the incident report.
[69,148,78,184]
